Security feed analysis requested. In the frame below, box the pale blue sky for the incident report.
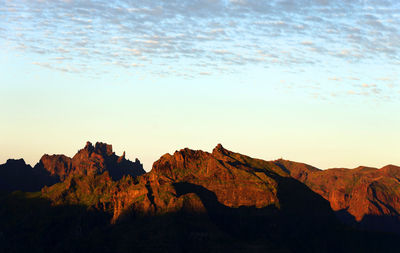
[1,0,399,170]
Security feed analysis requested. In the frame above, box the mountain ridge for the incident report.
[0,141,145,192]
[1,141,400,252]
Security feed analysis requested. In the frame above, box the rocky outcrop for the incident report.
[40,142,145,214]
[68,141,145,180]
[35,141,145,182]
[43,144,336,241]
[34,154,72,181]
[1,142,145,192]
[148,144,283,209]
[276,159,400,233]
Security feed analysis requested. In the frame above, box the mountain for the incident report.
[43,144,335,223]
[38,144,399,252]
[37,141,145,181]
[0,158,58,192]
[275,159,400,234]
[0,141,145,192]
[1,142,399,252]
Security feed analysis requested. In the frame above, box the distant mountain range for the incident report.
[1,142,399,252]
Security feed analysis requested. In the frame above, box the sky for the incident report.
[0,0,399,171]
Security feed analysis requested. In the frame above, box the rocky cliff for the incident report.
[275,159,400,233]
[0,142,145,192]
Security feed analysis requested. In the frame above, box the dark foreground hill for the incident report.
[0,142,399,252]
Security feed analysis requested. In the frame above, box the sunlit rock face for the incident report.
[44,144,333,235]
[41,141,146,212]
[4,141,400,235]
[149,144,282,209]
[36,142,145,182]
[0,141,146,193]
[34,154,72,181]
[277,159,400,232]
[68,141,145,180]
[41,144,334,233]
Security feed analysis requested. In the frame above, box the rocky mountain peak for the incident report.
[85,141,94,149]
[94,142,114,156]
[5,158,26,166]
[81,141,114,157]
[212,143,225,154]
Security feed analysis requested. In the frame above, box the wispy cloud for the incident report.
[361,83,376,88]
[1,0,399,99]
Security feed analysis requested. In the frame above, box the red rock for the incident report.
[276,159,400,232]
[35,154,72,180]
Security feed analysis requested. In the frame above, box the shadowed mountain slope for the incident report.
[275,159,400,233]
[4,190,398,253]
[0,159,58,192]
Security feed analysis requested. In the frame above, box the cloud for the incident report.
[0,0,399,99]
[362,83,377,88]
[301,41,314,46]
